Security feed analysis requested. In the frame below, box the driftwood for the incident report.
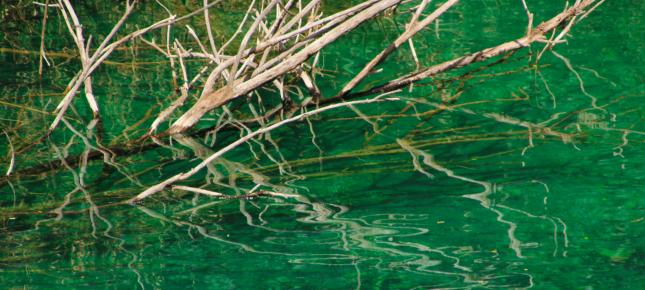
[364,0,596,96]
[12,0,603,202]
[167,0,405,133]
[47,0,224,134]
[128,95,400,203]
[164,0,597,134]
[40,0,598,136]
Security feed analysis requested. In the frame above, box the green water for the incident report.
[1,1,643,289]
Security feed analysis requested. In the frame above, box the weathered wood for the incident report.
[342,0,596,98]
[167,0,596,135]
[339,0,460,96]
[167,0,404,134]
[129,96,401,203]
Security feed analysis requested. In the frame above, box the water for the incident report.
[1,1,643,288]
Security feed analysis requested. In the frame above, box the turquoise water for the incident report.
[0,0,643,289]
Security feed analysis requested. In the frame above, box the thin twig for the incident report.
[3,130,15,176]
[38,0,51,76]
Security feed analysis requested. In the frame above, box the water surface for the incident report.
[0,1,643,289]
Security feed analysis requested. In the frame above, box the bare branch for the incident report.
[129,95,401,203]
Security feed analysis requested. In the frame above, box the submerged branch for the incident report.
[128,95,401,203]
[341,0,597,99]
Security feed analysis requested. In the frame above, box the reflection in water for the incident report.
[166,136,485,287]
[398,138,530,260]
[1,0,643,288]
[2,85,641,288]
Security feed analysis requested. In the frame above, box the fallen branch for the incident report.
[339,0,460,95]
[167,0,404,134]
[128,94,401,203]
[345,0,597,98]
[47,0,225,134]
